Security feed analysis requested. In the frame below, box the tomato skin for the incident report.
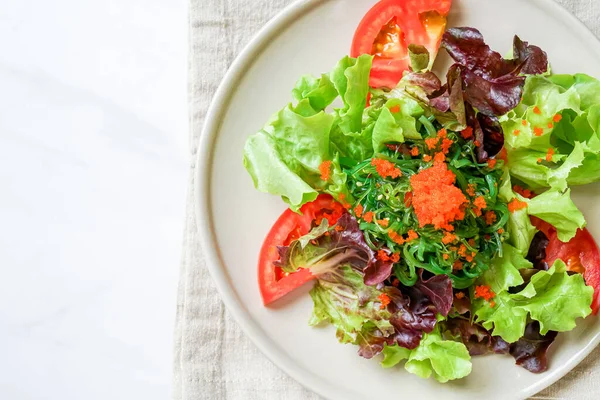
[258,195,344,305]
[351,0,452,88]
[532,217,600,315]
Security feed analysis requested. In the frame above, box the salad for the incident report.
[242,0,600,383]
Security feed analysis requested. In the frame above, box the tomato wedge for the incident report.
[258,195,345,305]
[532,217,600,315]
[351,0,452,88]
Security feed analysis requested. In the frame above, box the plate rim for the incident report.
[194,1,600,398]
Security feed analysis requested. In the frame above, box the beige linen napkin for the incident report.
[175,0,600,398]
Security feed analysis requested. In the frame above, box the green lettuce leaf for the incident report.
[498,170,537,254]
[501,75,581,151]
[292,73,338,113]
[381,327,472,383]
[330,55,373,135]
[474,260,593,342]
[408,44,430,73]
[501,73,600,191]
[371,107,404,153]
[474,291,529,343]
[244,56,377,210]
[243,130,319,210]
[526,187,586,242]
[309,265,393,344]
[482,243,532,294]
[511,260,593,335]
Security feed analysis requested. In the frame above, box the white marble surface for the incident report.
[0,1,188,399]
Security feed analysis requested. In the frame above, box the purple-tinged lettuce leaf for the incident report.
[443,318,556,373]
[461,68,525,116]
[309,265,447,359]
[441,27,548,118]
[509,321,557,373]
[442,27,516,79]
[275,213,396,284]
[385,285,438,349]
[414,272,453,317]
[526,231,550,271]
[442,317,510,356]
[403,71,443,97]
[477,114,505,158]
[513,36,549,75]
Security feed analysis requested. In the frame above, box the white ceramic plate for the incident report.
[196,0,600,398]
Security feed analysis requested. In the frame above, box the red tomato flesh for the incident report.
[532,217,600,314]
[258,195,344,305]
[351,0,452,88]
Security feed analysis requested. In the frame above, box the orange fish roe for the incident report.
[508,198,528,213]
[443,253,450,260]
[537,158,542,163]
[390,253,400,263]
[453,260,464,270]
[423,154,432,162]
[473,196,487,217]
[319,160,331,181]
[461,127,474,139]
[533,127,544,136]
[487,159,497,169]
[484,234,491,241]
[377,249,390,262]
[474,140,481,147]
[533,106,542,115]
[338,193,351,209]
[474,285,496,301]
[490,301,496,307]
[425,137,439,150]
[389,105,400,113]
[468,238,476,247]
[455,291,465,299]
[362,211,374,223]
[353,204,363,218]
[371,158,402,179]
[484,210,497,225]
[410,147,419,156]
[458,244,468,257]
[437,128,448,138]
[433,152,446,163]
[497,147,508,164]
[521,119,528,126]
[404,192,413,208]
[378,293,391,309]
[513,129,521,136]
[498,228,505,234]
[553,113,562,123]
[410,162,467,231]
[406,229,419,242]
[388,230,405,245]
[392,278,400,287]
[441,138,454,154]
[466,183,476,197]
[442,231,457,244]
[546,147,555,162]
[547,122,554,129]
[513,185,533,199]
[377,219,389,227]
[335,225,344,232]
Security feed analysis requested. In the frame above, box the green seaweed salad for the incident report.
[243,27,600,382]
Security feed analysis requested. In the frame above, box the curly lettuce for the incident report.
[473,260,593,343]
[381,326,472,383]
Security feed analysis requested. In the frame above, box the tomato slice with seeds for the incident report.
[351,0,452,88]
[258,195,344,305]
[532,217,600,315]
